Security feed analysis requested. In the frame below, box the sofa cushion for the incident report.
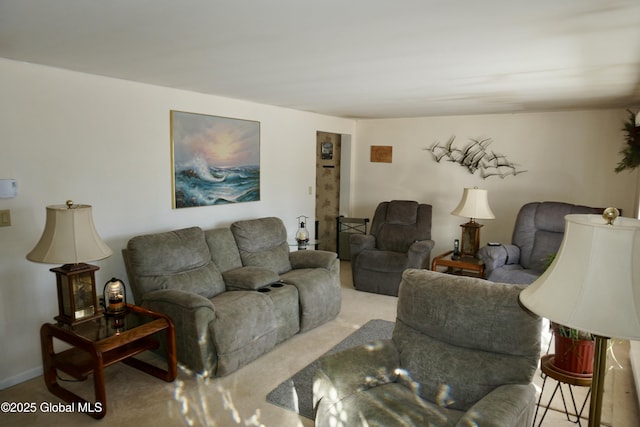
[318,382,462,427]
[126,226,225,300]
[386,200,418,224]
[231,217,292,274]
[210,290,278,376]
[280,268,341,331]
[204,227,243,272]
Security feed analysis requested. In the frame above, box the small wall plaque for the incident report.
[370,146,392,163]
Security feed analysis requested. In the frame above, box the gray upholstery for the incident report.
[350,200,434,296]
[478,201,604,284]
[123,217,341,377]
[313,269,542,427]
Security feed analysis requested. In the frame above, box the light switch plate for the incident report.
[0,209,11,227]
[0,180,17,198]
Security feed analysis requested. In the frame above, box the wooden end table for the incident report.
[40,304,177,419]
[431,250,485,278]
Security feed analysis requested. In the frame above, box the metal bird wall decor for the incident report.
[425,136,527,179]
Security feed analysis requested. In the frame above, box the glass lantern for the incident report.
[296,215,310,249]
[103,278,127,317]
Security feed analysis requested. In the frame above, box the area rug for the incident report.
[266,319,395,419]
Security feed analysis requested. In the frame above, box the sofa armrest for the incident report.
[313,340,400,411]
[407,239,435,268]
[477,244,521,271]
[456,383,536,427]
[142,288,215,310]
[289,249,337,270]
[222,266,280,290]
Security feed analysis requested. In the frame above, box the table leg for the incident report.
[40,324,107,419]
[122,323,177,381]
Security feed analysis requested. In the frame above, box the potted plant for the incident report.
[551,323,595,375]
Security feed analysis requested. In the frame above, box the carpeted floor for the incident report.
[266,319,395,419]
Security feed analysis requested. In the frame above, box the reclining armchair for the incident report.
[478,201,604,284]
[350,200,434,296]
[313,269,542,426]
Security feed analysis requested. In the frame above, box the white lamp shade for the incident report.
[519,214,640,340]
[451,187,495,220]
[27,203,112,264]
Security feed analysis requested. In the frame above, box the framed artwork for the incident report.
[171,110,260,208]
[370,145,393,163]
[321,141,334,160]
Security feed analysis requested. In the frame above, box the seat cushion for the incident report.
[210,290,278,376]
[280,268,341,331]
[316,383,462,427]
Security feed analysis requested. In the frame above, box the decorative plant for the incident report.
[615,110,640,173]
[552,323,593,342]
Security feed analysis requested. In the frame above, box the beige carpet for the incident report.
[0,261,637,426]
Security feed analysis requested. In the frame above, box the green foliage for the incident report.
[615,110,640,173]
[553,323,594,341]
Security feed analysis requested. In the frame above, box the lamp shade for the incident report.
[27,201,112,264]
[451,187,495,220]
[519,213,640,340]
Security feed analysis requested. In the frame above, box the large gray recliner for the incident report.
[478,201,604,284]
[313,269,542,427]
[123,217,341,377]
[350,200,434,296]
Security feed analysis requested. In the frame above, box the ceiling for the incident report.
[2,0,640,119]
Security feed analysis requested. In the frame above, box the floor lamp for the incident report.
[519,208,640,427]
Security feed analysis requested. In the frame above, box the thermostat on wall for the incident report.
[0,179,17,198]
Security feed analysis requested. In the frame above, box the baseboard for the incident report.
[0,366,42,391]
[630,340,640,409]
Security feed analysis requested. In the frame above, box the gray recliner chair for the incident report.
[313,269,542,426]
[350,200,434,296]
[478,201,605,284]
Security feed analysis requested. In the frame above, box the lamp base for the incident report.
[588,335,609,427]
[50,263,102,328]
[459,221,483,257]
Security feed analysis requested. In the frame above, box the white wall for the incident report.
[351,111,639,257]
[0,58,355,389]
[1,57,638,390]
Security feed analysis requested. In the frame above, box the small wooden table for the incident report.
[431,250,485,278]
[40,304,177,419]
[533,354,592,427]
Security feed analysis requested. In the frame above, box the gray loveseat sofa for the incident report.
[123,217,341,377]
[313,269,541,426]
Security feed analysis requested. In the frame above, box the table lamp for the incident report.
[27,200,112,327]
[451,187,495,257]
[519,208,640,427]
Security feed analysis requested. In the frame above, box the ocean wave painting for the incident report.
[171,111,260,208]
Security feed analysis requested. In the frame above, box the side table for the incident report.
[40,304,177,419]
[533,354,592,427]
[431,250,485,278]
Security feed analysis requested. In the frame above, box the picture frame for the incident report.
[170,110,261,208]
[370,145,393,163]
